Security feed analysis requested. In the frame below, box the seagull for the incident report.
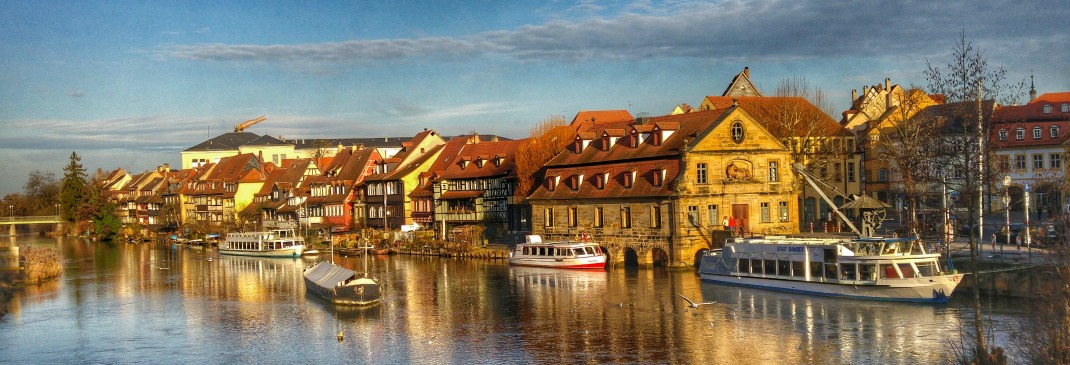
[677,292,716,308]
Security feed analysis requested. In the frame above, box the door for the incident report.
[732,204,749,235]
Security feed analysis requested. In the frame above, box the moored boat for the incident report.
[508,235,606,270]
[698,236,963,303]
[220,228,305,258]
[304,243,381,306]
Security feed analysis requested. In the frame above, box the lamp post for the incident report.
[8,205,12,219]
[1002,175,1011,257]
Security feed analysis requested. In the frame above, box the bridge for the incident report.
[1,215,62,237]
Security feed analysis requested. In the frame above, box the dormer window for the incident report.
[623,170,637,188]
[1063,104,1069,113]
[1052,126,1060,138]
[475,158,484,168]
[1034,127,1042,139]
[652,169,665,187]
[1044,105,1053,114]
[652,131,662,145]
[998,129,1007,141]
[629,132,639,148]
[595,173,605,189]
[460,159,469,169]
[547,176,560,191]
[1016,128,1025,140]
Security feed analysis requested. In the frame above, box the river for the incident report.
[0,236,1030,364]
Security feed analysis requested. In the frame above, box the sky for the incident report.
[1,0,1067,196]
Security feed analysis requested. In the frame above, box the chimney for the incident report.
[863,85,869,95]
[852,89,857,103]
[743,66,749,78]
[885,78,890,91]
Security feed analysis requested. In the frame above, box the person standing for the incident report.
[722,216,729,231]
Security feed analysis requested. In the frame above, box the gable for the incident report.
[688,107,787,152]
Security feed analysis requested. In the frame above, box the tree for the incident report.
[871,87,942,234]
[81,172,120,241]
[925,31,1022,364]
[514,114,574,199]
[23,170,59,214]
[60,152,87,223]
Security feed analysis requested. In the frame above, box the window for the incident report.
[731,121,745,143]
[833,163,842,182]
[1051,153,1062,170]
[652,206,662,228]
[1016,128,1025,140]
[760,202,771,223]
[1034,154,1044,169]
[652,170,662,187]
[707,205,718,226]
[1044,105,1053,114]
[594,207,603,228]
[998,129,1007,141]
[568,207,577,227]
[1015,155,1027,170]
[696,163,708,184]
[1034,127,1042,139]
[621,207,631,228]
[1053,126,1061,138]
[544,208,554,227]
[595,174,605,189]
[847,162,856,182]
[769,161,779,182]
[688,206,699,226]
[1063,104,1070,113]
[877,168,888,182]
[998,155,1010,171]
[779,201,789,222]
[623,171,633,188]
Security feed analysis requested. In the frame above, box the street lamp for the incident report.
[8,205,12,219]
[1002,175,1012,257]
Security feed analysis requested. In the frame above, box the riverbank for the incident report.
[0,246,63,318]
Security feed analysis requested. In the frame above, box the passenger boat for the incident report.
[508,235,606,270]
[303,245,380,306]
[698,236,963,303]
[220,228,305,258]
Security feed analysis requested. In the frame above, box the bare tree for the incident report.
[871,87,942,234]
[514,115,573,200]
[926,31,1023,364]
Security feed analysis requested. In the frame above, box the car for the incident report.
[1037,222,1066,246]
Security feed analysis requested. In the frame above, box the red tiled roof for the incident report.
[528,159,679,200]
[703,96,850,138]
[994,94,1070,122]
[570,110,635,133]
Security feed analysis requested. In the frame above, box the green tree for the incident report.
[60,152,87,223]
[82,175,120,241]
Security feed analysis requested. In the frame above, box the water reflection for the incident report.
[0,237,1028,364]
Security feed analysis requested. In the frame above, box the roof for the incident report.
[994,93,1070,122]
[721,67,763,97]
[547,108,730,167]
[528,158,680,201]
[244,134,289,146]
[184,132,261,151]
[702,96,850,138]
[912,100,998,135]
[304,262,356,290]
[570,110,636,132]
[438,138,526,180]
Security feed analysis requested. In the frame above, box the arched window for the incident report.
[731,122,745,143]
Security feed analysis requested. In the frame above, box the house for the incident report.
[527,105,796,268]
[360,129,446,231]
[304,146,381,233]
[700,94,858,230]
[991,91,1070,217]
[412,134,525,244]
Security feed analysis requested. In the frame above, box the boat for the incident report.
[303,249,321,256]
[220,228,305,258]
[698,236,963,303]
[508,234,606,270]
[303,243,381,306]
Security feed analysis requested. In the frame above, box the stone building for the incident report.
[527,105,796,268]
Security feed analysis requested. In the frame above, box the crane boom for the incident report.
[234,115,266,132]
[791,163,860,236]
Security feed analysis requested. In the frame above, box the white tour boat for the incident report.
[698,236,962,303]
[508,235,606,270]
[220,228,305,258]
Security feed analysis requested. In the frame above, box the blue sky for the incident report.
[1,0,1067,196]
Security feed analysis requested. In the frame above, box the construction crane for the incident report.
[234,115,266,133]
[791,163,861,236]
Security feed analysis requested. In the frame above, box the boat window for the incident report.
[898,263,916,278]
[738,258,750,273]
[810,262,823,279]
[751,259,763,274]
[859,264,876,281]
[777,261,790,276]
[764,260,776,275]
[571,248,580,256]
[842,263,858,281]
[917,262,936,277]
[824,263,838,280]
[791,261,804,277]
[882,264,900,279]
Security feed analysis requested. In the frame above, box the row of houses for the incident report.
[96,68,1070,267]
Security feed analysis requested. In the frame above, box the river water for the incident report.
[1,236,1029,364]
